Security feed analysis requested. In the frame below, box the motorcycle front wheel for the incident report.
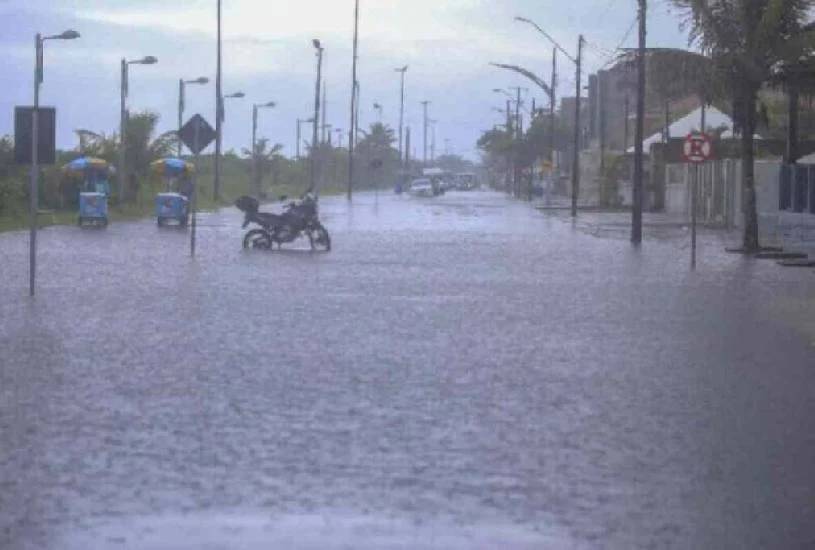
[307,223,331,251]
[243,229,272,250]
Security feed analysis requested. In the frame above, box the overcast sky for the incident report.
[0,0,690,160]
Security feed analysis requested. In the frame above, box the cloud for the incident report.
[0,0,689,159]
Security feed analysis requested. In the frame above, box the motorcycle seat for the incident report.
[254,212,284,227]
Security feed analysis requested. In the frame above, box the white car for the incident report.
[408,178,435,197]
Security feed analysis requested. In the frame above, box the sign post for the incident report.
[15,105,57,297]
[178,114,216,258]
[682,132,713,270]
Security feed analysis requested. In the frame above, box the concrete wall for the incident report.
[660,158,815,250]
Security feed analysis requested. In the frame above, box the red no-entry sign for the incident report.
[683,132,713,164]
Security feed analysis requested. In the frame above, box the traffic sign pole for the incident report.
[178,113,215,259]
[30,34,42,297]
[682,132,713,270]
[191,122,199,258]
[692,164,698,270]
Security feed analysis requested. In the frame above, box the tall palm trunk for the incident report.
[741,85,760,252]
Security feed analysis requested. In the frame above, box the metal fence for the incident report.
[779,164,815,214]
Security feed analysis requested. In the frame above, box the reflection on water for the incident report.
[1,192,814,549]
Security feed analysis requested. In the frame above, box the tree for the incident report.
[672,0,814,251]
[124,112,177,186]
[477,127,514,188]
[355,123,399,188]
[0,136,25,213]
[243,138,284,197]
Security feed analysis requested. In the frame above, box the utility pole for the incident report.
[119,58,128,202]
[632,0,646,244]
[321,79,327,143]
[296,118,302,160]
[431,120,437,163]
[214,0,223,201]
[624,95,630,153]
[348,0,359,200]
[252,104,258,196]
[550,48,557,166]
[395,65,408,167]
[421,100,430,165]
[571,35,584,217]
[310,39,324,193]
[405,126,411,167]
[178,79,184,157]
[515,86,522,197]
[506,98,512,191]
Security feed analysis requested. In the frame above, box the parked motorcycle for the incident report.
[235,193,331,251]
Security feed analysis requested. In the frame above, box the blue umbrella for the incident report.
[62,157,114,175]
[151,158,195,177]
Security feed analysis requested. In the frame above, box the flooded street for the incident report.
[1,191,814,549]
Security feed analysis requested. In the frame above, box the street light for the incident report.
[311,39,324,193]
[251,101,276,197]
[297,117,314,160]
[120,55,158,203]
[215,0,223,200]
[421,100,431,165]
[29,29,80,297]
[394,65,408,166]
[373,102,383,122]
[178,76,209,156]
[219,91,245,124]
[516,14,583,216]
[429,118,437,163]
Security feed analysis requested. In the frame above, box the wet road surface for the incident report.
[1,190,814,549]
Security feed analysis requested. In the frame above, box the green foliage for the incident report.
[0,136,24,214]
[351,123,401,188]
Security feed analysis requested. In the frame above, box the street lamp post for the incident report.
[515,16,583,216]
[29,29,79,297]
[373,102,383,122]
[348,0,360,200]
[395,65,408,167]
[429,119,437,163]
[311,39,324,193]
[296,117,314,160]
[119,55,158,203]
[421,100,430,165]
[214,0,223,201]
[251,101,276,197]
[178,76,209,156]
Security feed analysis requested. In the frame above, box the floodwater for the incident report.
[1,190,814,549]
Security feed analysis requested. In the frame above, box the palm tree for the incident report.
[242,138,284,197]
[71,112,176,202]
[125,112,177,185]
[355,123,399,188]
[671,0,814,251]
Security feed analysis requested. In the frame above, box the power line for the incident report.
[597,16,639,70]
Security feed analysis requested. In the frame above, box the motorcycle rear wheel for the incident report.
[307,223,331,251]
[243,229,272,250]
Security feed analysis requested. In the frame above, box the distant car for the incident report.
[408,178,435,197]
[455,173,478,190]
[439,178,455,192]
